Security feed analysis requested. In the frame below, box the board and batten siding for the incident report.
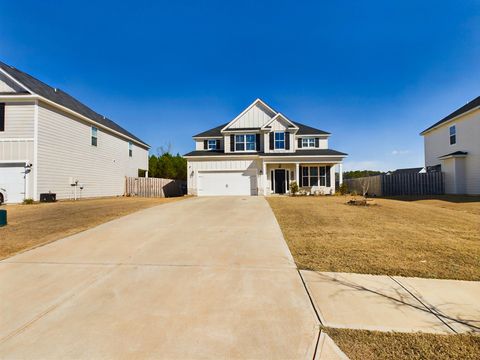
[424,109,480,194]
[36,102,148,200]
[187,159,260,195]
[227,103,274,129]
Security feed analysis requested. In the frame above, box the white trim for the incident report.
[0,160,29,164]
[33,100,39,201]
[420,106,480,135]
[192,136,223,140]
[0,68,34,93]
[221,98,277,132]
[262,113,299,130]
[0,94,38,100]
[0,138,34,142]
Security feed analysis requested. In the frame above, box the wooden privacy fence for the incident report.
[125,177,186,198]
[345,172,444,196]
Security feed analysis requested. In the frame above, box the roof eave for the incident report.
[420,105,480,136]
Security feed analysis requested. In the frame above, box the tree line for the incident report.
[147,153,187,180]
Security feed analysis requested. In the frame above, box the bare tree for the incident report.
[360,177,370,198]
[157,142,173,156]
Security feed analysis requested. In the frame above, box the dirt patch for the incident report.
[0,196,186,259]
[325,327,480,360]
[267,196,480,280]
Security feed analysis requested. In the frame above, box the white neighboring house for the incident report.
[421,96,480,195]
[184,99,347,196]
[0,61,149,204]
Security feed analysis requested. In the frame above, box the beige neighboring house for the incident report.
[421,96,480,195]
[184,99,347,196]
[0,61,149,204]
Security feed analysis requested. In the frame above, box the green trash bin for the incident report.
[0,209,7,227]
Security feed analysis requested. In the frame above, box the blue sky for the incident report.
[1,1,479,171]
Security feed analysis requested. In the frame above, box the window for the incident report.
[302,137,316,148]
[208,139,217,150]
[128,142,133,157]
[449,125,456,145]
[301,166,328,186]
[275,132,285,149]
[0,103,5,132]
[235,134,256,151]
[91,126,98,146]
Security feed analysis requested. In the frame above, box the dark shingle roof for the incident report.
[192,120,329,137]
[391,167,424,174]
[184,149,347,157]
[438,151,468,158]
[421,96,480,134]
[0,61,149,148]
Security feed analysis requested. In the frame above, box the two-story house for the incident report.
[0,61,149,204]
[421,96,480,195]
[184,99,347,196]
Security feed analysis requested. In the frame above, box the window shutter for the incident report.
[203,140,208,150]
[216,140,220,150]
[0,103,5,132]
[285,132,290,150]
[315,138,320,148]
[326,166,331,187]
[256,134,260,151]
[297,138,302,148]
[269,132,274,150]
[230,135,235,152]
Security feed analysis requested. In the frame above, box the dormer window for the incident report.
[208,139,217,150]
[302,137,316,148]
[449,125,456,145]
[274,132,285,149]
[235,134,256,151]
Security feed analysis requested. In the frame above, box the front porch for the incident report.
[261,161,343,195]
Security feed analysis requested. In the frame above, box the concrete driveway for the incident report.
[0,197,319,359]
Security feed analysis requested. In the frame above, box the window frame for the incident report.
[207,139,217,150]
[235,134,256,152]
[274,132,285,149]
[128,141,133,157]
[449,125,456,145]
[301,137,316,148]
[91,126,98,147]
[301,165,328,187]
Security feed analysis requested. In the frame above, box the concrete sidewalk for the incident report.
[0,197,321,359]
[301,271,480,334]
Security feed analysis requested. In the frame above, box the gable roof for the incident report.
[193,99,330,137]
[261,113,299,130]
[0,61,149,148]
[421,96,480,135]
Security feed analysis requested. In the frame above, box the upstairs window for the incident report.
[274,132,285,149]
[128,142,133,157]
[449,125,456,145]
[91,126,98,146]
[208,139,217,150]
[235,134,256,151]
[302,137,315,148]
[0,103,5,132]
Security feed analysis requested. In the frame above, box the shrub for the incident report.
[23,198,34,205]
[338,183,349,195]
[290,181,299,196]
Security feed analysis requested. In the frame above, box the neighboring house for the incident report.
[387,167,426,175]
[421,96,480,195]
[0,61,149,204]
[184,99,347,196]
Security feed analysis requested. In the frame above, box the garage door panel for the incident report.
[198,171,256,196]
[0,164,25,203]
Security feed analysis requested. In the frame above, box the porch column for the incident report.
[262,161,267,195]
[338,163,343,185]
[295,163,300,185]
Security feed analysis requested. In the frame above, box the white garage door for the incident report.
[0,163,25,203]
[198,171,255,196]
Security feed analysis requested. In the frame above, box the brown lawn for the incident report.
[0,196,186,259]
[267,196,480,280]
[325,328,480,360]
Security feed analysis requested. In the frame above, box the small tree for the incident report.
[338,182,348,195]
[290,181,299,196]
[360,178,370,198]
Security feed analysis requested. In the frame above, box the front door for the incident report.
[274,169,286,194]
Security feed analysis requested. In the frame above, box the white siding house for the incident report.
[421,96,480,195]
[0,62,149,203]
[185,99,347,196]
